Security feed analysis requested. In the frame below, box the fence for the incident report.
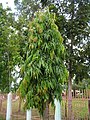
[0,89,90,120]
[62,89,90,120]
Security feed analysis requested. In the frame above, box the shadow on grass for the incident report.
[0,116,5,120]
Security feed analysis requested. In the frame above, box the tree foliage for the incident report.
[40,0,90,83]
[0,4,20,92]
[14,0,90,85]
[17,10,68,115]
[40,1,90,118]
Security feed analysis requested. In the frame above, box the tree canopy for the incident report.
[14,0,90,85]
[0,4,20,92]
[17,10,68,115]
[40,0,90,83]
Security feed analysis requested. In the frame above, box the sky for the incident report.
[0,0,15,11]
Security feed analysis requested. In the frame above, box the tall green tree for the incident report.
[17,10,68,119]
[0,4,20,92]
[14,0,90,87]
[14,0,40,19]
[13,0,42,82]
[14,0,41,63]
[40,0,90,119]
[14,0,90,118]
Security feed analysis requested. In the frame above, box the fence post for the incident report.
[26,109,31,120]
[54,99,61,120]
[88,98,90,119]
[6,92,12,120]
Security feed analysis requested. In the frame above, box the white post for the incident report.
[26,109,31,120]
[54,99,61,120]
[6,92,12,120]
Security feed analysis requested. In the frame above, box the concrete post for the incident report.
[6,92,12,120]
[54,99,61,120]
[26,109,31,120]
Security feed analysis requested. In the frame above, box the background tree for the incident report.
[14,0,90,119]
[17,10,68,120]
[14,0,41,66]
[14,0,90,89]
[14,0,40,19]
[0,4,20,93]
[40,0,90,119]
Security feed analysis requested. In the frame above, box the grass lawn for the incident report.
[0,98,89,120]
[61,98,89,119]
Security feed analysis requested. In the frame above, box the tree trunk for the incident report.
[26,109,31,120]
[68,76,72,120]
[88,99,90,120]
[0,99,2,111]
[42,100,49,120]
[6,92,12,120]
[65,90,67,118]
[68,1,75,119]
[73,89,75,98]
[54,99,61,120]
[18,98,21,112]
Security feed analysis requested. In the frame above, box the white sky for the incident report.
[0,0,15,11]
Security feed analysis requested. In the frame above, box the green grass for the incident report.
[72,99,88,118]
[0,98,89,119]
[61,99,89,119]
[0,116,5,120]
